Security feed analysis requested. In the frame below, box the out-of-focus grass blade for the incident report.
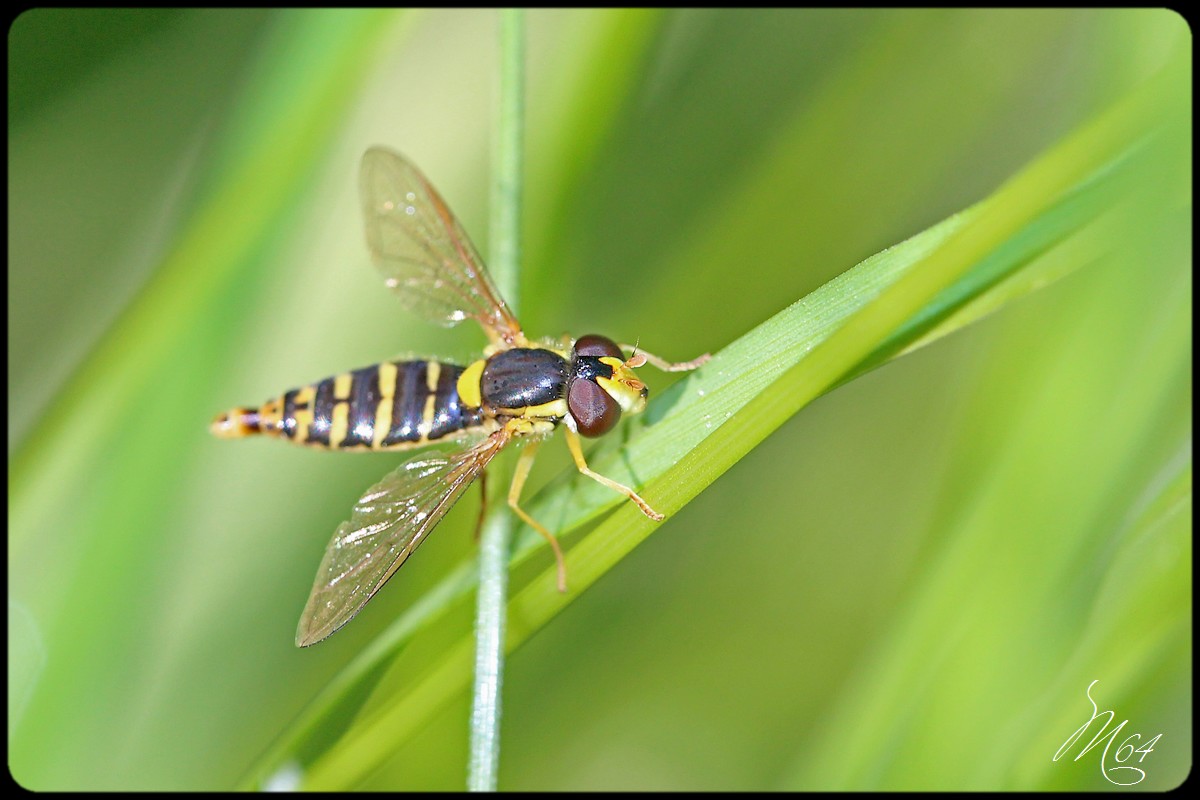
[523,8,663,317]
[8,10,399,542]
[254,51,1185,791]
[7,10,401,786]
[782,234,1191,789]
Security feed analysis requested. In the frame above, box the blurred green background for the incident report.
[8,9,1190,790]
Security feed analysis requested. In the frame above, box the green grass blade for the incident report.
[783,225,1191,790]
[9,10,400,540]
[468,8,526,792]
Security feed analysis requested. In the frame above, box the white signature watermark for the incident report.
[1052,679,1162,786]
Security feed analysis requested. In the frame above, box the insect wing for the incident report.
[360,146,523,346]
[296,429,511,646]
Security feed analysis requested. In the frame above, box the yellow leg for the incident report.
[473,470,489,541]
[508,440,568,593]
[619,344,711,372]
[563,426,665,522]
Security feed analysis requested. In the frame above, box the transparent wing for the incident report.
[360,146,524,346]
[296,428,512,646]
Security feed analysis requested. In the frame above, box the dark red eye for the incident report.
[573,334,623,360]
[567,378,621,437]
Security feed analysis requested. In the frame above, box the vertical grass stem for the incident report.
[468,8,524,793]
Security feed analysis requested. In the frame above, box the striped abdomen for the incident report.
[213,360,484,450]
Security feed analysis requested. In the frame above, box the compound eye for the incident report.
[567,378,621,437]
[573,334,623,360]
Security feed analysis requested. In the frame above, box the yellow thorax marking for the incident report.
[505,417,557,436]
[456,359,486,408]
[519,398,568,419]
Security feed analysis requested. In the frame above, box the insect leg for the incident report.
[562,426,665,522]
[473,470,489,541]
[508,440,568,592]
[618,344,711,372]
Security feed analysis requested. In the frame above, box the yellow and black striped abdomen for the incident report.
[214,360,485,450]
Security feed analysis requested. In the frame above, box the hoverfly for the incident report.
[212,147,709,647]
